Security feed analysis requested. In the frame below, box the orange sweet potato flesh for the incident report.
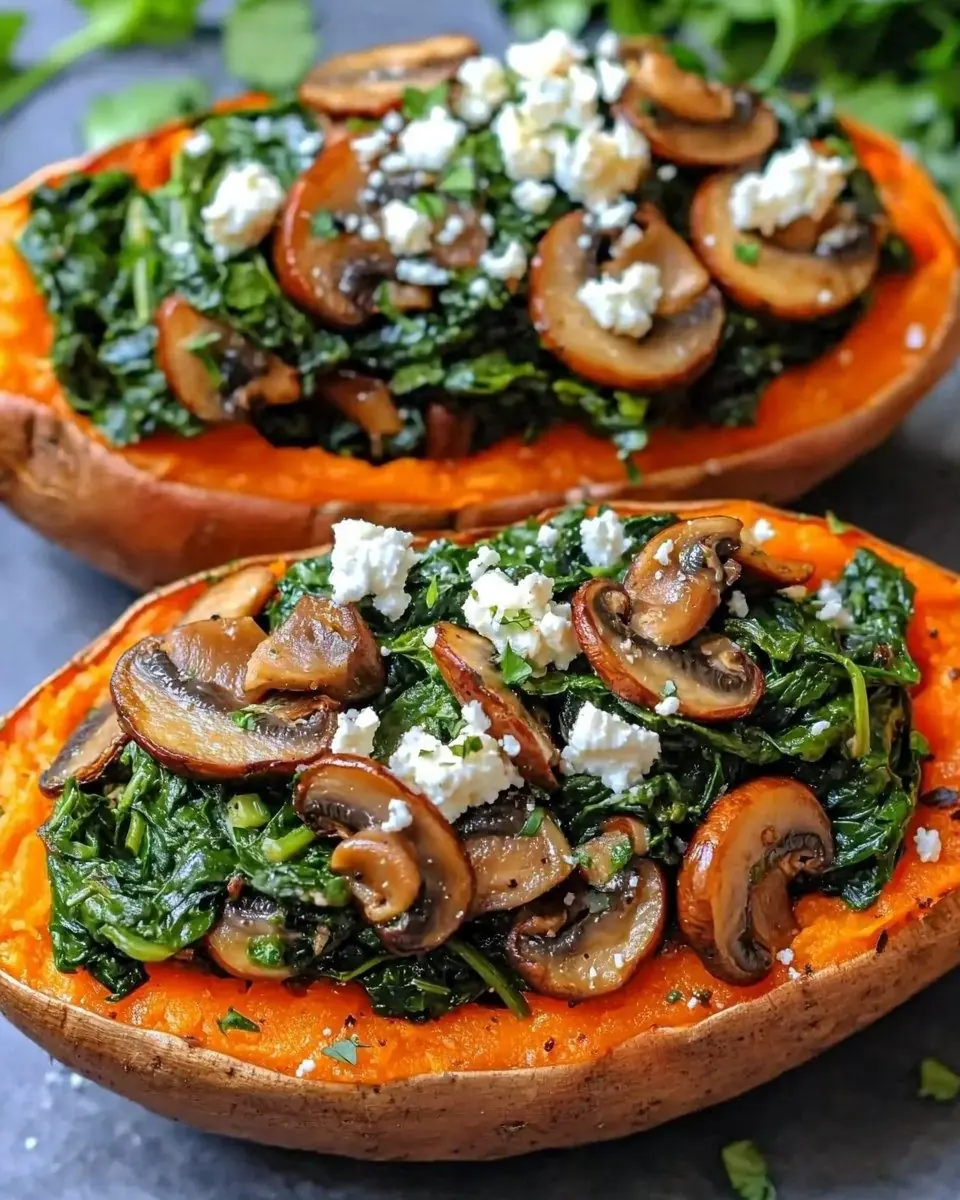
[2,499,960,1088]
[0,108,958,588]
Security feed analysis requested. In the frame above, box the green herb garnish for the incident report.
[721,1140,776,1200]
[919,1056,960,1101]
[218,1007,261,1034]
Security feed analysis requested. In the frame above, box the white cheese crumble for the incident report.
[201,162,285,256]
[749,517,776,545]
[597,58,629,103]
[817,288,835,306]
[468,544,502,581]
[295,1058,316,1078]
[398,106,465,171]
[436,212,466,245]
[776,947,795,966]
[512,179,557,214]
[423,626,438,650]
[654,695,680,716]
[914,826,942,863]
[500,734,521,757]
[463,569,579,673]
[388,707,521,822]
[729,140,847,237]
[183,128,213,157]
[381,798,414,833]
[492,104,554,181]
[578,261,662,339]
[553,118,650,209]
[814,580,854,629]
[595,31,619,59]
[809,719,831,737]
[905,322,927,351]
[537,523,560,548]
[380,199,433,256]
[580,509,629,568]
[329,518,417,620]
[560,702,661,792]
[352,127,392,162]
[653,538,674,566]
[479,240,529,282]
[455,55,510,126]
[394,259,450,286]
[727,589,750,618]
[506,29,586,78]
[596,198,636,230]
[331,707,380,758]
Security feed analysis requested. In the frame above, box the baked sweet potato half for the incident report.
[0,32,958,591]
[2,499,960,1160]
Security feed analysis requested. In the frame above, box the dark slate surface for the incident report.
[2,3,960,1196]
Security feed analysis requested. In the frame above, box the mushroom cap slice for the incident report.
[677,776,834,985]
[294,755,474,954]
[244,595,384,703]
[733,542,815,591]
[506,857,667,1000]
[619,85,778,167]
[299,35,479,117]
[576,816,650,889]
[39,701,126,797]
[155,296,300,423]
[318,371,403,460]
[572,579,765,722]
[111,636,338,781]
[164,617,266,706]
[206,896,295,981]
[425,403,475,459]
[530,212,725,391]
[606,205,711,317]
[430,621,558,790]
[690,170,881,320]
[457,803,574,914]
[629,50,735,124]
[623,517,743,647]
[181,566,276,624]
[330,829,422,923]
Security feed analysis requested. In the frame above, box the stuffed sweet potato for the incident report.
[0,31,957,591]
[2,499,960,1160]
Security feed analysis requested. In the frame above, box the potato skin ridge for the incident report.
[0,111,958,587]
[2,500,960,1158]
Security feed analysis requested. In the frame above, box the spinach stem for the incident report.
[124,811,146,855]
[845,660,871,758]
[260,826,315,863]
[125,196,153,327]
[447,936,530,1019]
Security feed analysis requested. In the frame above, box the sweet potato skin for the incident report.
[0,115,958,588]
[3,500,960,1158]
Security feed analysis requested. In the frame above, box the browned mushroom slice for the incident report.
[39,701,126,797]
[530,212,725,391]
[206,896,296,981]
[572,579,765,722]
[678,777,834,984]
[690,171,880,320]
[623,517,743,647]
[111,636,338,781]
[294,755,474,953]
[318,371,403,459]
[156,296,300,423]
[733,542,814,590]
[244,595,384,703]
[163,617,266,706]
[606,205,711,317]
[331,829,422,922]
[299,35,479,117]
[629,50,735,124]
[576,816,650,888]
[430,622,558,790]
[506,858,667,1000]
[457,803,573,914]
[425,403,475,459]
[181,566,277,623]
[430,204,490,271]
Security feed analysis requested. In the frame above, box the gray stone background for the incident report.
[1,2,959,1195]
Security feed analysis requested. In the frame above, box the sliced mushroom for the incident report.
[39,701,126,797]
[576,816,650,889]
[506,858,667,1000]
[181,566,276,624]
[606,205,711,317]
[156,296,300,423]
[623,517,743,647]
[331,829,422,922]
[457,803,573,914]
[572,579,765,722]
[629,50,735,124]
[530,212,725,391]
[677,777,834,984]
[163,617,266,706]
[318,371,403,459]
[299,35,479,117]
[425,403,475,459]
[430,622,558,789]
[206,896,296,981]
[690,170,880,320]
[733,542,814,591]
[244,595,384,703]
[294,755,474,953]
[111,636,338,780]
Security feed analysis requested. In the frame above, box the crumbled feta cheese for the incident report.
[479,240,528,282]
[511,179,556,215]
[296,1058,316,1078]
[500,734,521,757]
[201,163,285,256]
[382,110,403,134]
[817,288,834,306]
[905,322,927,351]
[749,517,776,544]
[776,948,795,966]
[331,707,380,757]
[596,58,628,103]
[394,259,451,286]
[595,31,620,59]
[560,702,661,792]
[915,826,942,863]
[506,30,586,78]
[612,224,644,255]
[653,538,674,566]
[183,128,213,157]
[455,55,510,125]
[686,996,699,1010]
[469,276,491,299]
[436,212,466,246]
[654,695,680,716]
[519,74,572,131]
[554,118,650,208]
[398,106,465,171]
[463,569,579,672]
[596,199,636,230]
[816,222,862,253]
[380,199,433,256]
[580,509,629,567]
[480,212,496,234]
[359,218,381,241]
[381,798,414,833]
[423,626,438,650]
[809,720,831,737]
[537,523,560,548]
[730,140,848,237]
[564,64,601,127]
[578,261,662,339]
[494,107,551,182]
[353,127,392,162]
[389,713,521,822]
[329,518,417,619]
[727,589,749,618]
[788,966,802,980]
[468,544,501,581]
[657,163,678,182]
[814,580,854,629]
[379,151,410,174]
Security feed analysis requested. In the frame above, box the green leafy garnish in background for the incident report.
[721,1139,777,1200]
[919,1056,960,1102]
[82,76,210,150]
[224,0,318,91]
